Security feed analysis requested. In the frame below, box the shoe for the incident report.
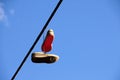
[31,52,59,64]
[41,29,54,52]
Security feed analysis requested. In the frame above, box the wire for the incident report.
[11,0,63,80]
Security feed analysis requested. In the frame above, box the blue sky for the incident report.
[1,0,120,80]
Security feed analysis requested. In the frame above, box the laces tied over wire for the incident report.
[11,0,63,80]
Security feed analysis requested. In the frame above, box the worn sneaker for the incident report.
[41,29,54,52]
[31,52,59,64]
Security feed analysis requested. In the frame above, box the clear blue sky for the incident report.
[1,0,120,80]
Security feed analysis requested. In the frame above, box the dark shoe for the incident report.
[31,52,59,64]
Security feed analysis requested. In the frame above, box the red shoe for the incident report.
[41,29,54,52]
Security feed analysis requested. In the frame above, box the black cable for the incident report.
[11,0,63,80]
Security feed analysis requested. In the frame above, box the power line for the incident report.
[11,0,63,80]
